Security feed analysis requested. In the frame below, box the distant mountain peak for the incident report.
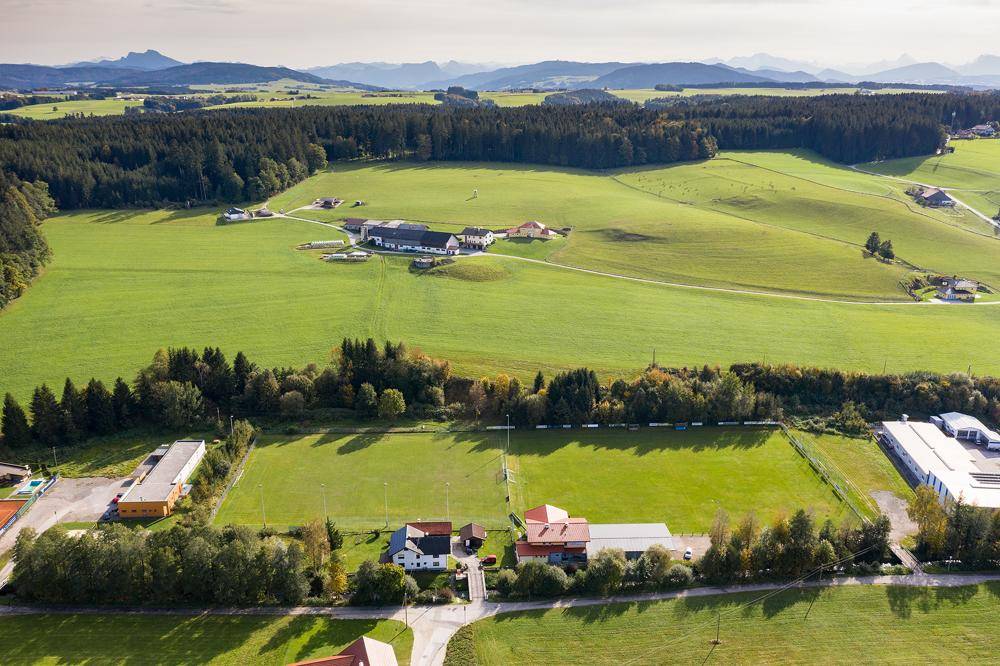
[68,49,184,71]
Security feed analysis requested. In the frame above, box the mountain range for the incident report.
[4,50,1000,92]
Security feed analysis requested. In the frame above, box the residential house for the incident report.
[915,188,956,207]
[342,218,368,232]
[971,124,996,138]
[366,226,460,255]
[406,521,453,536]
[223,207,250,221]
[0,463,31,484]
[953,129,977,140]
[514,503,675,564]
[935,276,978,302]
[287,636,398,666]
[459,227,495,249]
[383,524,451,570]
[459,522,486,550]
[507,221,558,239]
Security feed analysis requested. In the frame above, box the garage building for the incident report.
[117,440,206,518]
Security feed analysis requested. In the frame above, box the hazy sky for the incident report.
[4,0,998,68]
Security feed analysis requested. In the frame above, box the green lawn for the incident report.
[508,428,852,533]
[446,583,999,665]
[0,615,411,665]
[2,199,999,404]
[213,432,510,531]
[6,98,143,119]
[800,431,914,504]
[215,428,853,538]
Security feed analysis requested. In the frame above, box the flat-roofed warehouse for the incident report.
[118,440,206,518]
[880,420,1000,509]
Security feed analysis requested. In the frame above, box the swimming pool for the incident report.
[15,479,43,495]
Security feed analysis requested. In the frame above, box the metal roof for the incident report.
[586,523,674,557]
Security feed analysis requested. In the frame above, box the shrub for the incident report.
[494,569,517,596]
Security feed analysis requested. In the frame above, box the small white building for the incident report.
[934,412,1000,450]
[880,419,1000,508]
[383,525,451,571]
[223,207,250,222]
[460,226,495,249]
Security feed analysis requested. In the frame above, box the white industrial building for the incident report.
[880,419,1000,509]
[933,412,1000,450]
[585,523,675,560]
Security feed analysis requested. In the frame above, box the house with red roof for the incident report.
[507,220,558,239]
[515,503,591,563]
[287,636,398,666]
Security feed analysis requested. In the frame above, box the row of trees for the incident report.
[907,486,1000,568]
[698,509,892,583]
[5,342,1000,454]
[493,546,694,599]
[12,523,309,605]
[0,171,54,309]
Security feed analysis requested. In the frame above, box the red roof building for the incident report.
[507,220,558,239]
[405,521,453,536]
[517,503,590,563]
[288,636,398,666]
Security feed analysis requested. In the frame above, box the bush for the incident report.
[664,563,694,588]
[279,390,305,417]
[514,560,569,598]
[494,569,517,596]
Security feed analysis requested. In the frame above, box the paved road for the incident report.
[4,572,999,665]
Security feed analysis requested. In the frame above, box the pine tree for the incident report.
[112,378,134,428]
[533,371,545,394]
[233,351,254,395]
[2,393,32,448]
[30,384,62,445]
[84,378,115,435]
[60,378,85,442]
[864,231,881,255]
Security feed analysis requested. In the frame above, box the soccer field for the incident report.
[0,614,412,665]
[215,428,864,535]
[445,583,1000,665]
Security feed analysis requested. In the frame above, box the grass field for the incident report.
[1,193,998,403]
[5,98,143,119]
[445,583,1000,665]
[863,139,1000,224]
[0,615,411,665]
[215,428,856,535]
[801,432,915,503]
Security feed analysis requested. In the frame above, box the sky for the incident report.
[3,0,998,69]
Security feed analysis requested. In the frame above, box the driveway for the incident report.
[451,538,486,602]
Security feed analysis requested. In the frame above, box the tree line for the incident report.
[907,485,1000,568]
[4,341,1000,455]
[0,171,54,310]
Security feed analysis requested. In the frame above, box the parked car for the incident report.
[480,554,497,566]
[683,547,693,561]
[112,493,124,504]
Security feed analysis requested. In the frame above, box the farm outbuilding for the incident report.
[460,522,486,550]
[0,462,31,484]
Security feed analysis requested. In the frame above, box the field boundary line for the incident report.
[211,437,256,522]
[778,425,869,522]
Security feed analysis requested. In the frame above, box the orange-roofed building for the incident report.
[506,220,557,239]
[516,503,590,563]
[288,636,398,666]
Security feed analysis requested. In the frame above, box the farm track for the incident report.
[277,213,1000,307]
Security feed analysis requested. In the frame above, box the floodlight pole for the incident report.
[446,482,451,523]
[230,414,234,436]
[52,447,57,466]
[321,483,327,519]
[384,482,389,527]
[259,483,267,528]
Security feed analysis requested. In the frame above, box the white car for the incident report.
[683,547,693,561]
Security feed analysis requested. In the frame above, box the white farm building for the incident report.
[880,419,1000,509]
[933,412,1000,450]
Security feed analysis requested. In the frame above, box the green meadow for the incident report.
[0,615,412,665]
[445,583,1000,665]
[864,139,1000,222]
[215,428,877,535]
[2,156,1000,402]
[6,97,143,119]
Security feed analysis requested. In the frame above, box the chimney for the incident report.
[901,414,909,422]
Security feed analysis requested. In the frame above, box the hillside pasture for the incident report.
[445,583,1000,665]
[1,200,999,403]
[6,97,143,119]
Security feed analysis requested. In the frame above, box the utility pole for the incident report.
[52,447,57,466]
[712,612,721,645]
[404,592,409,627]
[258,483,267,528]
[383,482,389,527]
[446,482,451,523]
[321,483,327,519]
[230,414,234,436]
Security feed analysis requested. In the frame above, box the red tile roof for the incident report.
[288,636,398,666]
[406,521,453,536]
[524,504,569,523]
[515,542,587,557]
[526,518,590,544]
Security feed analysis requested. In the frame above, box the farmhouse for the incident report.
[406,520,452,536]
[459,226,495,249]
[915,188,956,207]
[507,220,557,239]
[935,276,978,302]
[358,220,428,240]
[880,419,1000,509]
[0,462,31,484]
[383,524,451,570]
[933,412,1000,450]
[117,440,206,518]
[288,636,398,666]
[366,226,460,255]
[514,504,675,563]
[314,197,343,209]
[460,522,486,550]
[971,124,996,137]
[222,207,250,221]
